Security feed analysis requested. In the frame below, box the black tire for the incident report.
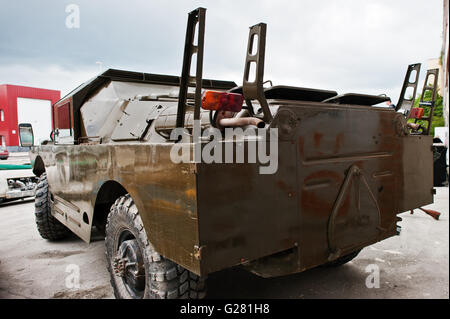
[324,249,361,267]
[105,194,206,299]
[34,173,70,240]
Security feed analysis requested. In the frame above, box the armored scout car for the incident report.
[19,8,434,299]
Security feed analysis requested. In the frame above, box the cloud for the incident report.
[0,64,98,96]
[0,0,444,101]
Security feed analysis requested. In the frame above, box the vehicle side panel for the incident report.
[30,144,201,274]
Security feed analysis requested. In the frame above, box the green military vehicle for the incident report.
[19,8,435,299]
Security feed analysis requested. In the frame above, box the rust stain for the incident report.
[185,188,196,199]
[300,187,351,217]
[333,133,344,154]
[276,180,297,197]
[304,170,342,184]
[301,170,349,216]
[313,132,323,149]
[298,136,305,158]
[151,198,182,211]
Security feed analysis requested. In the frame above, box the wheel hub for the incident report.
[113,238,145,295]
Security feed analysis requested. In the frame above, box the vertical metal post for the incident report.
[416,68,439,135]
[176,7,206,129]
[194,9,205,122]
[242,23,273,123]
[396,63,421,115]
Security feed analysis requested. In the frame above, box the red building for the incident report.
[0,84,60,149]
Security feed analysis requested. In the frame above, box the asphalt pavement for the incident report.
[0,186,447,299]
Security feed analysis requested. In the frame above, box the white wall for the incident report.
[17,97,52,145]
[435,126,449,166]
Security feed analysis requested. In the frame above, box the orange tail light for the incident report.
[201,91,244,112]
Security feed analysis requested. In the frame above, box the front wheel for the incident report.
[34,173,70,240]
[105,194,206,299]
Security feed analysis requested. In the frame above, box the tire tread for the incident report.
[34,173,70,240]
[105,194,206,299]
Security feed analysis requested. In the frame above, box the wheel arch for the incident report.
[32,155,46,177]
[92,180,128,233]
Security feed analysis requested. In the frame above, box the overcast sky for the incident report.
[0,0,445,103]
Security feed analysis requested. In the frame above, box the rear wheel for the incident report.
[34,173,70,240]
[105,194,206,299]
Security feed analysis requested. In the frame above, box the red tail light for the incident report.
[409,107,424,119]
[201,91,244,112]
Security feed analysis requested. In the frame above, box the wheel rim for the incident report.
[113,230,146,298]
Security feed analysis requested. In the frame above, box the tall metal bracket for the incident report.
[395,63,421,115]
[413,68,439,135]
[242,23,273,123]
[176,7,206,130]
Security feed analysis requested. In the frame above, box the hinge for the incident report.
[193,245,206,260]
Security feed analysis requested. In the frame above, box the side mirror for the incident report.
[18,123,34,147]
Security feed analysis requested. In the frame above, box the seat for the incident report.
[323,93,390,106]
[229,85,338,102]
